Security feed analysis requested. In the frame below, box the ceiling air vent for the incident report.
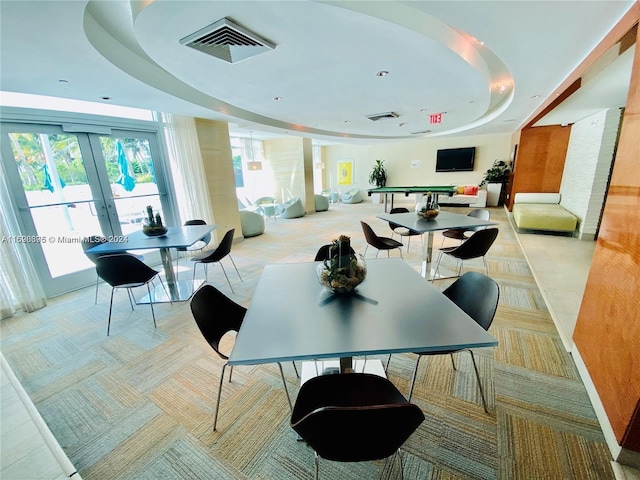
[365,112,399,122]
[180,17,275,64]
[411,130,431,135]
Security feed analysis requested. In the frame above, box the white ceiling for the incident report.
[0,1,635,144]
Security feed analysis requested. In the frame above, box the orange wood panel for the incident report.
[507,125,571,210]
[573,22,640,450]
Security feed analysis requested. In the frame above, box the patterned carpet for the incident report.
[0,202,613,479]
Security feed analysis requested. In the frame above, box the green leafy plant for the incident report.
[480,160,511,186]
[368,159,387,187]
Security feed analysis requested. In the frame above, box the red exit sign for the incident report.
[430,113,442,124]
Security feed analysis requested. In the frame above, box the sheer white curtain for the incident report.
[162,114,215,226]
[0,159,47,319]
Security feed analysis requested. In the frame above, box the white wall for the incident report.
[560,108,622,239]
[322,133,512,195]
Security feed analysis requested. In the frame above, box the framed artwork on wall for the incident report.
[337,159,354,186]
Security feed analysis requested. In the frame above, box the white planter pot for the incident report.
[486,183,502,207]
[371,193,383,204]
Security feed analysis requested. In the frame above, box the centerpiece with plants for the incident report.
[368,159,388,188]
[415,192,440,220]
[317,235,366,294]
[142,205,168,236]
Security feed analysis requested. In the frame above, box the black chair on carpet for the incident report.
[291,373,424,480]
[388,207,423,251]
[433,227,499,279]
[360,221,403,259]
[81,236,144,304]
[191,228,242,293]
[175,219,211,273]
[95,254,164,336]
[387,272,499,412]
[190,284,297,431]
[440,208,490,248]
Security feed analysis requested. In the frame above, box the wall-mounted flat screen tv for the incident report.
[436,147,476,172]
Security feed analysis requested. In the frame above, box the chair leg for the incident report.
[94,274,100,304]
[107,287,115,336]
[433,251,445,280]
[213,363,227,431]
[147,283,157,329]
[407,355,423,401]
[229,365,233,382]
[364,245,369,256]
[385,354,392,372]
[218,263,234,294]
[483,256,489,275]
[469,351,489,413]
[314,451,320,480]
[277,362,293,413]
[292,361,299,378]
[228,255,243,282]
[126,288,135,310]
[450,353,457,371]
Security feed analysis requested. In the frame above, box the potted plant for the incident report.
[480,160,511,206]
[368,159,387,188]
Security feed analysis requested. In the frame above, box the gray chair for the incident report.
[240,210,265,237]
[341,188,363,204]
[279,197,305,219]
[314,194,329,212]
[387,272,499,412]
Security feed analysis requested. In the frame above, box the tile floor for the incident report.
[1,353,81,480]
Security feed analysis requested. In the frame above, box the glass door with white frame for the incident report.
[1,122,172,297]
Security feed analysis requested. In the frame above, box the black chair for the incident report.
[81,236,144,304]
[314,244,355,261]
[433,227,499,279]
[388,272,499,412]
[291,373,424,480]
[388,207,423,251]
[360,221,403,259]
[94,254,164,336]
[190,284,296,431]
[191,228,242,293]
[440,208,490,248]
[175,219,211,273]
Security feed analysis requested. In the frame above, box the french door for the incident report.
[1,122,173,297]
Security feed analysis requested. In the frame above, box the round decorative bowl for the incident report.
[142,225,168,237]
[316,254,367,294]
[416,208,439,220]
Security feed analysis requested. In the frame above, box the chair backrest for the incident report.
[389,207,409,231]
[190,284,245,359]
[95,254,157,288]
[81,235,106,263]
[443,271,499,331]
[446,228,498,260]
[468,208,490,221]
[314,244,356,261]
[360,221,386,249]
[198,228,235,263]
[291,373,424,462]
[184,219,211,245]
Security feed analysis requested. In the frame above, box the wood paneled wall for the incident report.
[506,125,571,210]
[573,22,640,452]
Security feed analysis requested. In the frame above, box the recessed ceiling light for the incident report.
[420,108,428,113]
[58,79,68,83]
[376,71,389,77]
[530,95,541,99]
[273,96,282,101]
[100,96,111,101]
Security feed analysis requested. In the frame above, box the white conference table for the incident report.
[86,224,217,303]
[228,259,497,375]
[376,211,497,280]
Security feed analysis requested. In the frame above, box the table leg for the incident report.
[340,356,354,373]
[420,232,434,280]
[138,247,202,304]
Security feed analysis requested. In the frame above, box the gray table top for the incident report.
[85,224,217,254]
[228,259,497,366]
[377,211,497,233]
